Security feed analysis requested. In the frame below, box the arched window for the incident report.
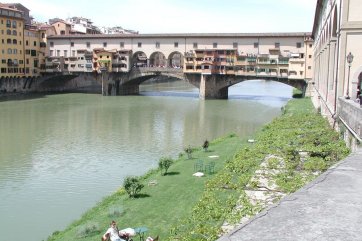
[7,29,11,35]
[13,39,17,44]
[7,48,12,54]
[12,30,17,36]
[7,39,11,44]
[6,19,11,27]
[12,20,17,28]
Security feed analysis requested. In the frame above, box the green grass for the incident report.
[46,135,242,241]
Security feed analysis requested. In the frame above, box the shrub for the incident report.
[202,140,209,152]
[75,222,100,238]
[158,157,174,175]
[184,145,193,159]
[108,206,124,218]
[123,176,144,198]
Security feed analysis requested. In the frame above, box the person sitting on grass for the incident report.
[102,220,128,241]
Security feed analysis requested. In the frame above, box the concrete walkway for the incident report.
[218,148,362,241]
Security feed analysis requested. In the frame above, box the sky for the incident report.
[5,0,317,33]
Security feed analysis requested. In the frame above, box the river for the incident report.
[0,79,292,241]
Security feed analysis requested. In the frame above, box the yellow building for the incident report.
[24,27,41,76]
[0,4,25,77]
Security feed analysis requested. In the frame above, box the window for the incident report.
[7,39,11,44]
[31,50,36,56]
[7,48,12,54]
[25,50,30,55]
[254,42,259,48]
[86,42,90,48]
[213,43,217,48]
[193,42,198,48]
[64,50,67,57]
[57,50,60,56]
[308,66,311,69]
[13,49,17,54]
[275,42,280,48]
[19,60,23,64]
[12,20,16,28]
[33,41,36,46]
[50,42,54,47]
[138,42,142,47]
[300,71,303,75]
[120,42,124,48]
[60,30,65,35]
[300,53,304,58]
[156,42,160,48]
[233,42,238,48]
[309,55,312,58]
[7,29,11,35]
[71,42,74,47]
[174,42,178,48]
[12,39,17,44]
[296,42,302,48]
[1,59,6,63]
[1,68,7,73]
[309,44,312,48]
[26,40,29,46]
[41,33,45,38]
[34,59,38,68]
[103,42,107,47]
[72,50,75,57]
[12,30,16,36]
[50,50,53,56]
[6,20,11,28]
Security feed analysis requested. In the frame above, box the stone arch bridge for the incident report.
[100,67,307,99]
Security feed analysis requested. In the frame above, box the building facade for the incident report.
[0,4,25,77]
[47,33,313,82]
[312,0,362,145]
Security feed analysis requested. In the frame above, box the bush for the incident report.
[123,176,144,198]
[184,145,193,159]
[158,157,174,175]
[202,140,209,152]
[75,222,100,238]
[108,206,124,218]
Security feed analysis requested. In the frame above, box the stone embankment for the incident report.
[0,73,101,96]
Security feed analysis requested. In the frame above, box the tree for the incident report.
[123,176,144,198]
[158,157,174,175]
[202,140,209,152]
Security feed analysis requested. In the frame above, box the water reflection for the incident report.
[0,79,292,241]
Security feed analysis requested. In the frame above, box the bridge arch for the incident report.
[168,51,183,68]
[149,51,166,67]
[132,51,148,67]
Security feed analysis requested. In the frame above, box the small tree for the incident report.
[123,176,144,198]
[158,157,174,175]
[184,145,193,159]
[202,140,209,152]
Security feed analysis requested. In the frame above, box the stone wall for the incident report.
[338,98,362,150]
[0,73,102,96]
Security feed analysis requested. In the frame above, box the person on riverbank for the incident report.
[102,220,127,241]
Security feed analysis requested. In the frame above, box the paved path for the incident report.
[218,148,362,241]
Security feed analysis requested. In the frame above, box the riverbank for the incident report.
[46,98,349,241]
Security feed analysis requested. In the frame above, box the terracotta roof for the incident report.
[0,3,23,12]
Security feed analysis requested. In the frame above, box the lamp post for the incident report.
[345,52,354,99]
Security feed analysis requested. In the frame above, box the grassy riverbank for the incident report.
[47,98,349,241]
